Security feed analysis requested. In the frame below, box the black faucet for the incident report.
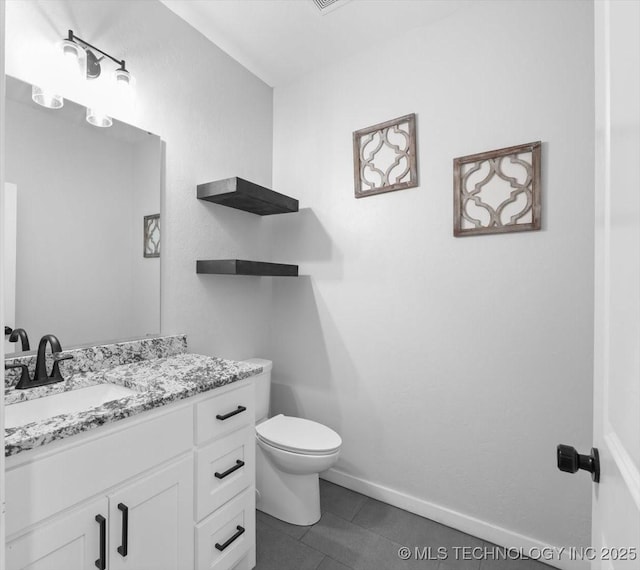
[5,334,74,390]
[8,328,31,352]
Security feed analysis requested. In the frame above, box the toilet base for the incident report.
[256,444,321,526]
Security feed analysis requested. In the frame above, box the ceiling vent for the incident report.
[311,0,352,15]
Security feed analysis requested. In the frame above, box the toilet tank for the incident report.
[244,358,272,422]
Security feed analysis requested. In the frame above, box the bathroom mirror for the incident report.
[3,75,161,354]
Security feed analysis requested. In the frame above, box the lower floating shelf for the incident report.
[196,259,299,277]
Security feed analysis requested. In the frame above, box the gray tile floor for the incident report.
[256,480,554,570]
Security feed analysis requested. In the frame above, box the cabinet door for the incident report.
[109,456,193,570]
[6,496,108,570]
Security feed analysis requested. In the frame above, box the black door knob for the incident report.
[557,444,600,483]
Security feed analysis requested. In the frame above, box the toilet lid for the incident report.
[256,414,342,455]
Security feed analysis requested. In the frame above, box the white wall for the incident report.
[4,0,274,358]
[130,139,162,339]
[269,0,594,559]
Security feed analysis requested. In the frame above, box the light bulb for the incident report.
[59,39,86,80]
[32,85,63,109]
[86,107,112,128]
[60,38,87,104]
[112,68,136,114]
[114,70,135,100]
[114,68,133,88]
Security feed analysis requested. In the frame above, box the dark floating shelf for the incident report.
[196,260,299,277]
[197,177,299,215]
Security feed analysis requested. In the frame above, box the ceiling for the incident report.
[160,0,473,87]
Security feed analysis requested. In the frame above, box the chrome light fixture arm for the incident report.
[66,29,128,73]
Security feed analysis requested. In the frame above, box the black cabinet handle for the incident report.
[216,406,247,421]
[215,460,245,479]
[215,525,245,551]
[117,503,129,557]
[95,514,106,570]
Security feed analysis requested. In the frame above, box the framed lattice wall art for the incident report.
[144,214,160,258]
[353,113,418,198]
[453,141,541,237]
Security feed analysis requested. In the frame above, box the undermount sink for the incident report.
[4,384,136,429]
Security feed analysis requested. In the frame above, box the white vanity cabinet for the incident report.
[5,379,256,570]
[6,458,193,570]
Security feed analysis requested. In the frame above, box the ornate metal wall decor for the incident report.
[353,113,418,198]
[143,214,160,258]
[453,141,541,237]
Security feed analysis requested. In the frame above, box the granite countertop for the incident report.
[4,352,263,458]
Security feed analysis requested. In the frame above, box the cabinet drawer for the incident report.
[196,489,255,570]
[195,384,253,445]
[196,428,255,522]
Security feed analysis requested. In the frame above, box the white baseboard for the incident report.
[321,468,589,570]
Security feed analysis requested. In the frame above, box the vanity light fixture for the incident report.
[32,29,135,127]
[60,34,87,79]
[86,108,113,128]
[31,86,64,109]
[31,33,86,109]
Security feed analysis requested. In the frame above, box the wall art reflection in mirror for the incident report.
[353,113,418,198]
[453,141,541,237]
[144,214,160,258]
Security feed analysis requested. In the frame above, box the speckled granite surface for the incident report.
[4,335,188,388]
[4,338,263,457]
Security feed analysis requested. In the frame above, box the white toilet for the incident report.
[245,358,342,526]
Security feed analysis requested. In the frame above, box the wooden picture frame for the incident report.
[353,113,418,198]
[143,214,160,258]
[453,141,541,237]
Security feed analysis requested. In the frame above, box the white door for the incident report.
[5,497,109,570]
[3,182,17,354]
[108,456,193,570]
[592,0,640,568]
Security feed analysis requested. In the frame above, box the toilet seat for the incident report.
[256,414,342,456]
